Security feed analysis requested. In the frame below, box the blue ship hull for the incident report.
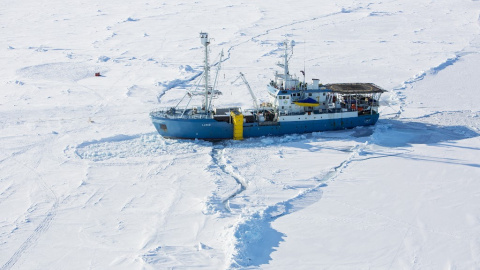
[151,113,380,140]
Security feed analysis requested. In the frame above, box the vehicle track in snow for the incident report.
[1,202,58,270]
[1,156,59,270]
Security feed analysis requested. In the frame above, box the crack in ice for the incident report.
[229,141,369,268]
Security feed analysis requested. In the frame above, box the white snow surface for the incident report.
[1,0,480,269]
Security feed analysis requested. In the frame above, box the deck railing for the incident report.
[150,109,213,120]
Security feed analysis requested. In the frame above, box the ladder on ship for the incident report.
[230,111,244,140]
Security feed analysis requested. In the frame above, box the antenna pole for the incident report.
[303,40,306,86]
[282,40,295,90]
[208,49,224,112]
[284,41,288,89]
[200,32,210,113]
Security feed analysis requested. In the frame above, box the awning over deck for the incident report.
[326,83,387,94]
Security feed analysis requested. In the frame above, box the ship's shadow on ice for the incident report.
[372,119,479,148]
[72,118,478,162]
[223,118,478,152]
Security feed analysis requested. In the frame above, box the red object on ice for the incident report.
[95,72,101,77]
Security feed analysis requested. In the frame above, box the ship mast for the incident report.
[281,40,295,89]
[200,32,210,113]
[284,40,289,88]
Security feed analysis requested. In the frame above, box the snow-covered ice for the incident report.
[1,0,480,269]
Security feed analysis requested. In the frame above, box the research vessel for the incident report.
[150,32,386,140]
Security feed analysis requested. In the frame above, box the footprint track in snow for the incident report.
[207,144,247,214]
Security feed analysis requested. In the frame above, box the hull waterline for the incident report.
[151,113,380,141]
